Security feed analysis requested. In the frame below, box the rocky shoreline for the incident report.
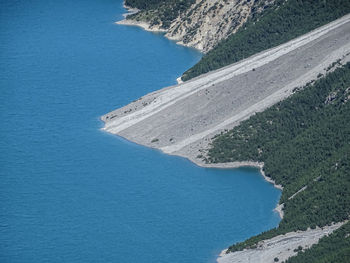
[116,19,167,33]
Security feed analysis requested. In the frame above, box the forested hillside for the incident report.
[182,0,350,80]
[206,63,350,260]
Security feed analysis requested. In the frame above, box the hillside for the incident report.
[123,0,274,52]
[110,1,350,262]
[209,62,350,262]
[122,1,350,78]
[182,0,350,80]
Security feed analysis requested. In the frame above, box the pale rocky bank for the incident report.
[118,0,274,52]
[217,222,347,263]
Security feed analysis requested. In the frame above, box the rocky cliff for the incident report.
[124,0,274,52]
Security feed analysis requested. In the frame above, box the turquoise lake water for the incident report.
[0,0,281,262]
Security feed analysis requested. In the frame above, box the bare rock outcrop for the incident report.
[165,0,274,52]
[123,0,274,52]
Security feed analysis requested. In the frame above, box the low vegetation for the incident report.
[206,63,350,260]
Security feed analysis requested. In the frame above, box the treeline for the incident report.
[205,63,350,257]
[125,0,166,10]
[125,0,195,29]
[182,0,350,81]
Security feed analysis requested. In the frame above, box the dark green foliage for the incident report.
[206,63,350,254]
[182,0,350,80]
[125,0,195,29]
[286,222,350,263]
[125,0,166,10]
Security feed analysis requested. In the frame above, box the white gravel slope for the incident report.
[217,222,345,263]
[102,14,350,164]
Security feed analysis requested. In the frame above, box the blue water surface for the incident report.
[0,0,281,262]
